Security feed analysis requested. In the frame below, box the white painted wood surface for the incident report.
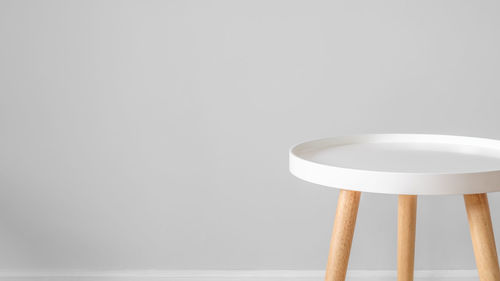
[290,134,500,195]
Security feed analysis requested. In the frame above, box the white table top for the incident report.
[289,134,500,195]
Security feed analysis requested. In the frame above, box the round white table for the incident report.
[289,134,500,281]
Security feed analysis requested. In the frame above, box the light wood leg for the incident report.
[464,193,500,281]
[325,190,361,281]
[398,195,417,281]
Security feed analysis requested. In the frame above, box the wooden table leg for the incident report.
[398,195,417,281]
[464,193,500,281]
[325,190,361,281]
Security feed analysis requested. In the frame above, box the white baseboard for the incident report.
[0,270,479,281]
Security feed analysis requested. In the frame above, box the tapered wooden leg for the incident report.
[398,195,417,281]
[325,190,361,281]
[464,193,500,281]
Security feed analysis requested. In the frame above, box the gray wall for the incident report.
[1,0,500,271]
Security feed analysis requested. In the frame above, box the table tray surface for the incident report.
[289,134,500,195]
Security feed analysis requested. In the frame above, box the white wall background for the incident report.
[1,0,500,272]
